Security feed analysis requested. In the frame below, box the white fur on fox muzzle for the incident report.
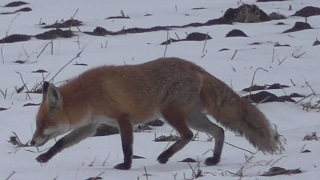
[31,124,69,147]
[31,135,50,147]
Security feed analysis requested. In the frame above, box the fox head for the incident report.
[30,81,69,147]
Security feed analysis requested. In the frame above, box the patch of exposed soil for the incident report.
[15,7,31,12]
[219,48,230,52]
[269,12,286,20]
[154,134,179,142]
[35,29,74,40]
[191,7,206,10]
[179,158,197,163]
[257,0,286,2]
[94,124,119,136]
[226,29,248,37]
[0,7,32,15]
[313,39,320,46]
[145,119,164,126]
[32,69,48,73]
[106,16,130,20]
[23,103,40,107]
[42,19,83,29]
[274,42,290,47]
[4,1,29,7]
[283,22,312,33]
[242,83,290,92]
[293,6,320,17]
[94,119,164,136]
[261,167,302,176]
[0,34,31,43]
[0,107,9,111]
[243,91,295,103]
[223,4,270,23]
[160,32,212,45]
[84,17,231,36]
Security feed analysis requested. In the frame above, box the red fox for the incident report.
[30,57,280,170]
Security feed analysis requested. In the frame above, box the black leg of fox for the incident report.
[186,105,225,165]
[157,108,194,164]
[114,114,133,170]
[36,124,97,163]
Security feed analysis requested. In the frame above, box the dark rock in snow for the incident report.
[145,119,165,126]
[242,83,290,92]
[223,4,270,23]
[226,29,248,37]
[0,34,31,44]
[4,1,29,7]
[14,7,32,12]
[179,158,197,163]
[35,29,74,40]
[186,32,212,41]
[283,22,312,33]
[42,19,83,29]
[313,39,320,46]
[94,124,119,136]
[292,6,320,17]
[243,91,295,103]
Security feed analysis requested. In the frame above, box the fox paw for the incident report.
[157,154,169,164]
[36,153,50,163]
[114,162,131,170]
[204,157,220,166]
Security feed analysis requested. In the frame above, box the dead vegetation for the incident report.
[225,29,248,37]
[261,167,302,176]
[160,32,212,45]
[283,22,313,33]
[42,19,83,29]
[303,132,319,141]
[223,4,270,23]
[4,1,29,7]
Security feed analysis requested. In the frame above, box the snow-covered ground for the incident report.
[1,0,320,179]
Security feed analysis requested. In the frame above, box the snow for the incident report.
[1,0,320,179]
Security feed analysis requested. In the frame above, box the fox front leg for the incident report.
[35,124,97,163]
[113,114,133,170]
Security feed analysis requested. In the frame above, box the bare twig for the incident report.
[48,44,88,82]
[143,166,151,180]
[225,142,255,154]
[202,32,209,53]
[164,30,169,57]
[15,71,32,100]
[295,93,312,104]
[0,88,7,99]
[1,14,20,64]
[69,8,81,32]
[304,80,317,96]
[231,50,238,60]
[272,48,275,63]
[248,67,269,100]
[174,32,180,40]
[37,40,54,58]
[88,157,96,166]
[277,56,287,65]
[5,171,15,180]
[290,79,296,86]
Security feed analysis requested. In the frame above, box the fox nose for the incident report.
[30,140,36,146]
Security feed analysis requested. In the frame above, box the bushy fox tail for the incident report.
[200,71,279,153]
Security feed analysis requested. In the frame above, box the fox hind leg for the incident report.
[157,108,193,164]
[186,106,225,166]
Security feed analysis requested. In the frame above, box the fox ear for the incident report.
[42,81,62,112]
